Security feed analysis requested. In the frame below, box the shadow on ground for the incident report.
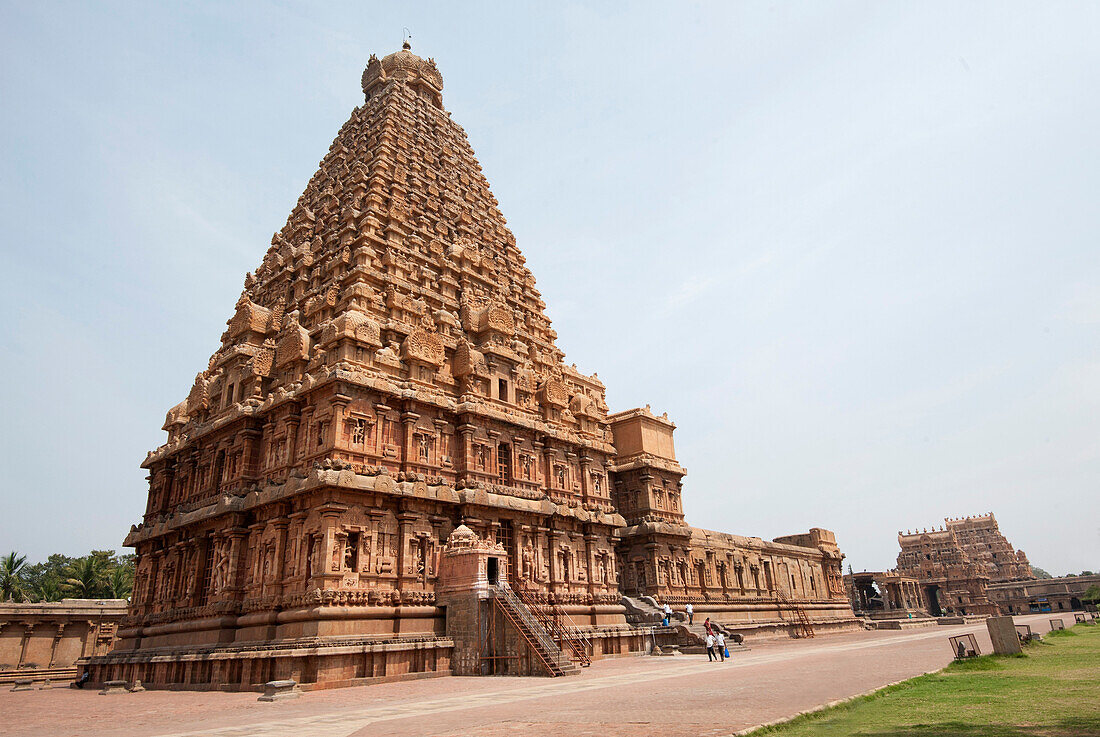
[858,717,1100,737]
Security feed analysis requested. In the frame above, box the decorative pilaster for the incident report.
[48,622,66,667]
[400,411,420,470]
[396,510,417,588]
[17,622,35,667]
[271,517,290,598]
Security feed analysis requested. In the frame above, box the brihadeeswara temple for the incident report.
[86,44,857,690]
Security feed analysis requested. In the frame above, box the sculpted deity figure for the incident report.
[309,536,322,578]
[212,544,230,594]
[521,547,534,581]
[415,543,426,579]
[344,536,356,571]
[331,534,344,572]
[361,534,373,573]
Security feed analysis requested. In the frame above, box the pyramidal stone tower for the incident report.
[88,45,856,690]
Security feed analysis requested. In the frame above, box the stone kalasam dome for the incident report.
[446,524,478,549]
[362,41,444,102]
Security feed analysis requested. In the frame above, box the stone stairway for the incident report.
[621,595,686,625]
[493,586,580,677]
[674,623,749,653]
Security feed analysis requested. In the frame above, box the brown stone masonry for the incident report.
[0,599,126,684]
[86,44,857,691]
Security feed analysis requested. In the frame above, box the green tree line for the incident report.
[0,550,134,602]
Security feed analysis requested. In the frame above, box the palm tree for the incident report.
[64,556,108,598]
[1,551,28,601]
[31,576,63,603]
[106,565,133,600]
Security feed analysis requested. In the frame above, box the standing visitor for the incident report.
[663,602,673,625]
[686,602,694,624]
[704,617,713,637]
[716,631,726,662]
[705,632,717,661]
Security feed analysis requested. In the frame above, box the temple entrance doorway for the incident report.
[487,556,500,585]
[925,585,943,616]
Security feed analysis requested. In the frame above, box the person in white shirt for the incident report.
[716,631,726,662]
[686,602,694,624]
[705,633,717,662]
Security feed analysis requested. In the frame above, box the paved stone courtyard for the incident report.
[1,614,1063,737]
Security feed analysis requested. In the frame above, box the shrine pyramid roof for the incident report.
[157,43,610,450]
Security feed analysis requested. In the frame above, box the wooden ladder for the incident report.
[777,592,816,638]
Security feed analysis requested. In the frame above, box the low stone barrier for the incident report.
[99,680,129,695]
[258,679,301,702]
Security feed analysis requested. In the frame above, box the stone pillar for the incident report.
[579,455,591,501]
[318,504,347,588]
[285,416,301,466]
[79,620,97,659]
[331,394,351,451]
[542,445,556,495]
[583,531,597,595]
[48,622,65,667]
[400,411,420,470]
[18,622,35,667]
[271,517,290,597]
[548,527,561,588]
[148,551,164,609]
[247,521,267,595]
[564,451,578,495]
[288,510,309,584]
[396,510,417,589]
[531,440,545,490]
[169,542,187,606]
[644,542,660,595]
[239,426,262,478]
[457,423,476,483]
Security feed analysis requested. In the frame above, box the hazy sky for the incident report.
[2,2,1098,575]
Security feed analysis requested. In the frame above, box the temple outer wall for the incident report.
[617,524,860,639]
[987,574,1100,615]
[0,599,127,684]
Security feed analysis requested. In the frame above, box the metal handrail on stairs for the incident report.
[492,588,566,676]
[510,578,592,666]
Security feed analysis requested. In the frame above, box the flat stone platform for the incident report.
[0,614,1062,737]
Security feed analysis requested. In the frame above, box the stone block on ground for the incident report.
[10,679,34,692]
[258,679,301,702]
[99,680,130,695]
[986,616,1022,655]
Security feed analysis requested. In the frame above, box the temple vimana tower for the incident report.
[87,44,855,690]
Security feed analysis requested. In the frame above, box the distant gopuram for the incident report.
[892,513,1030,617]
[943,513,1032,583]
[86,44,856,690]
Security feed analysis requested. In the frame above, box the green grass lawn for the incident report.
[755,622,1100,737]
